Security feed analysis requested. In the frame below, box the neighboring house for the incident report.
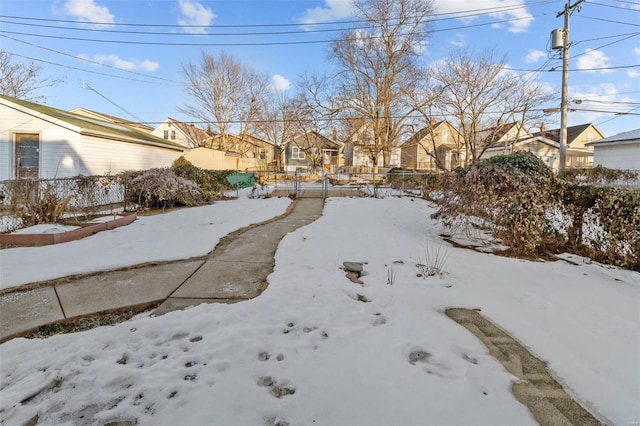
[400,120,463,171]
[533,122,605,150]
[282,130,341,173]
[478,120,531,151]
[69,108,155,133]
[151,117,211,149]
[197,133,279,171]
[343,123,400,170]
[0,95,185,180]
[481,122,602,171]
[586,128,640,171]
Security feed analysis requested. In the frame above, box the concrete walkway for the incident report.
[0,198,324,343]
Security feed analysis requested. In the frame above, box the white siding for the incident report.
[1,102,184,179]
[81,136,183,175]
[1,104,82,179]
[593,144,640,171]
[151,121,195,149]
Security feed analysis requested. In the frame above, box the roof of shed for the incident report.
[1,95,183,150]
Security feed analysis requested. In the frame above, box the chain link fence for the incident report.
[0,175,126,233]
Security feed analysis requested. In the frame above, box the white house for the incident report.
[0,95,185,180]
[482,123,602,171]
[586,128,640,171]
[151,117,210,149]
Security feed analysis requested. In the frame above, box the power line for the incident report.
[577,15,640,26]
[588,1,640,11]
[573,31,640,45]
[0,34,180,83]
[0,3,549,37]
[0,1,556,29]
[2,51,182,86]
[569,107,640,115]
[0,13,548,47]
[510,64,639,72]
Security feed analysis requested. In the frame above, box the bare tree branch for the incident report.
[180,51,270,155]
[329,0,435,172]
[0,51,65,102]
[429,47,555,165]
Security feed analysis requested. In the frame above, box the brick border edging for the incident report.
[0,213,137,247]
[445,308,606,426]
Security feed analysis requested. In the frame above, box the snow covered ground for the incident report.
[0,196,291,289]
[0,192,638,426]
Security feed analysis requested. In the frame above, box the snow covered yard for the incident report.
[0,195,638,425]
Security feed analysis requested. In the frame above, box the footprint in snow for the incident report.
[372,313,388,326]
[258,352,285,362]
[408,349,466,378]
[257,376,296,398]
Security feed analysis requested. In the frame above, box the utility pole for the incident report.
[556,0,584,173]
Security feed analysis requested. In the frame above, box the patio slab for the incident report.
[0,287,65,342]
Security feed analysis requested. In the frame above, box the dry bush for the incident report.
[433,152,560,256]
[560,165,639,186]
[126,168,205,209]
[1,179,72,227]
[432,152,639,270]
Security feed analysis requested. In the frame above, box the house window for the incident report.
[292,146,305,160]
[587,132,594,142]
[15,133,40,179]
[170,130,176,140]
[163,130,169,139]
[259,148,267,160]
[442,129,449,144]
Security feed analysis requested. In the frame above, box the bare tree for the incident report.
[329,0,435,172]
[0,51,64,102]
[430,47,554,165]
[181,51,270,156]
[289,92,337,173]
[254,89,299,170]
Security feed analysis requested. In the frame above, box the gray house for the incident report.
[282,130,341,173]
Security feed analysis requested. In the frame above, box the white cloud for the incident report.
[298,0,355,25]
[571,83,631,121]
[450,34,465,48]
[271,75,291,92]
[413,40,429,55]
[525,49,545,64]
[84,54,159,71]
[434,0,533,33]
[63,0,115,27]
[178,0,216,34]
[576,49,613,74]
[633,47,640,58]
[627,70,639,79]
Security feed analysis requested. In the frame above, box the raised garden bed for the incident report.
[0,213,137,248]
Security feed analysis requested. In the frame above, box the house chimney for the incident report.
[430,117,437,127]
[540,122,546,134]
[333,127,337,140]
[497,118,504,126]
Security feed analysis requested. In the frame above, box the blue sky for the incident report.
[1,0,638,137]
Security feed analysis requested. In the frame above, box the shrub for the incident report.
[433,152,639,270]
[126,168,205,209]
[171,157,234,200]
[559,165,639,186]
[484,151,554,183]
[434,160,559,255]
[1,179,72,227]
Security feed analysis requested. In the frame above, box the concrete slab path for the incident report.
[0,198,324,343]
